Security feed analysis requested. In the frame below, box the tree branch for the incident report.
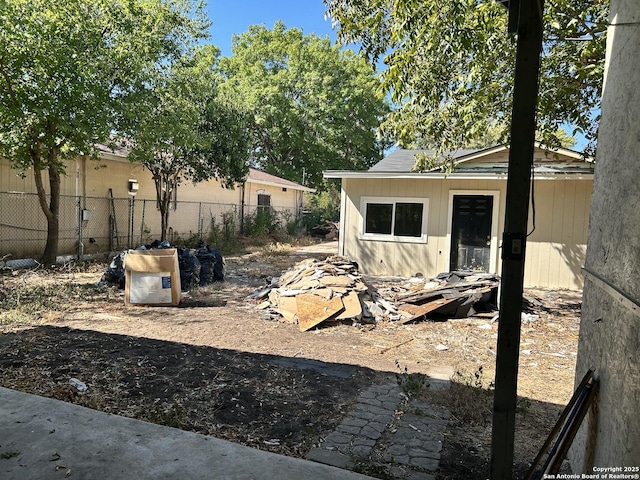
[0,57,22,114]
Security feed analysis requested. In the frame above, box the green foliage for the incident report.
[0,0,209,263]
[325,0,607,157]
[452,365,495,391]
[143,402,186,429]
[218,22,392,190]
[278,210,301,236]
[170,231,203,249]
[243,208,283,237]
[412,152,456,173]
[207,210,244,252]
[394,360,429,398]
[125,45,253,241]
[303,188,341,231]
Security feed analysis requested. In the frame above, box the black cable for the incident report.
[527,164,536,237]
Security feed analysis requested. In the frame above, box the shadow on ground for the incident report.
[0,325,565,480]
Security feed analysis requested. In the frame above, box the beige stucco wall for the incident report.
[0,156,80,195]
[1,154,302,205]
[340,176,591,289]
[1,154,304,257]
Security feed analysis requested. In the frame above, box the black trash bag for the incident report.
[100,251,127,289]
[196,245,224,285]
[143,239,171,250]
[177,247,201,291]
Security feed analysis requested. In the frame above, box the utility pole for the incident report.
[490,0,544,479]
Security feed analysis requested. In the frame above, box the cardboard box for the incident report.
[124,249,181,306]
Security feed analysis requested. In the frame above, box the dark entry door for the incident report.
[450,195,493,272]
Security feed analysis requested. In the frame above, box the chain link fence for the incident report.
[0,191,299,261]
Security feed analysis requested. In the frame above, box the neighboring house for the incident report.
[0,146,314,258]
[324,144,594,290]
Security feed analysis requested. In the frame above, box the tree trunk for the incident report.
[160,202,170,241]
[33,155,61,266]
[154,172,173,242]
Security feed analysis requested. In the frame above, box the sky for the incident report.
[205,0,338,57]
[202,0,589,150]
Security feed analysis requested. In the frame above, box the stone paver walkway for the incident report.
[306,378,451,480]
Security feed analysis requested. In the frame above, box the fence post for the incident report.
[76,195,82,259]
[127,197,132,249]
[139,199,146,245]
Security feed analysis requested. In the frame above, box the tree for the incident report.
[125,46,252,241]
[0,0,208,264]
[217,22,391,190]
[324,0,607,157]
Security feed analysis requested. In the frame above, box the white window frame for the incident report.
[257,190,271,212]
[359,196,429,243]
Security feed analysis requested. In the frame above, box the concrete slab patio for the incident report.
[0,386,373,480]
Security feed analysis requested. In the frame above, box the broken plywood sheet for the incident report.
[277,296,298,323]
[288,278,321,290]
[248,255,400,326]
[397,297,458,324]
[320,275,354,287]
[296,293,345,332]
[336,291,363,320]
[313,288,334,300]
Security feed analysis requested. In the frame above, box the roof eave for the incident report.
[323,170,594,181]
[248,178,316,193]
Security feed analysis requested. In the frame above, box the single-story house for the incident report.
[0,146,314,258]
[324,144,594,290]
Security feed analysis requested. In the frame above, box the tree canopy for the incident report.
[125,45,252,241]
[0,0,209,263]
[217,21,391,190]
[324,0,608,156]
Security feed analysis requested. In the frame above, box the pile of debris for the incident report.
[382,271,500,324]
[248,256,398,331]
[248,256,501,330]
[309,220,339,240]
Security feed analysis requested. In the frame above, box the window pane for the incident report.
[365,203,393,234]
[394,203,423,237]
[257,194,271,207]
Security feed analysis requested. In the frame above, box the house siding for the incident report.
[341,176,591,289]
[1,155,306,258]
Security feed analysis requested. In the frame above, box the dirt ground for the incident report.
[0,242,582,479]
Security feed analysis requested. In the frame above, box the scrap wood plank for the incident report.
[313,287,333,299]
[279,260,315,286]
[395,280,498,303]
[320,275,354,287]
[397,297,458,324]
[288,278,320,290]
[296,293,345,332]
[396,289,445,304]
[336,291,363,320]
[331,286,349,294]
[277,296,298,323]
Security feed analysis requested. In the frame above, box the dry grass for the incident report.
[0,248,581,479]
